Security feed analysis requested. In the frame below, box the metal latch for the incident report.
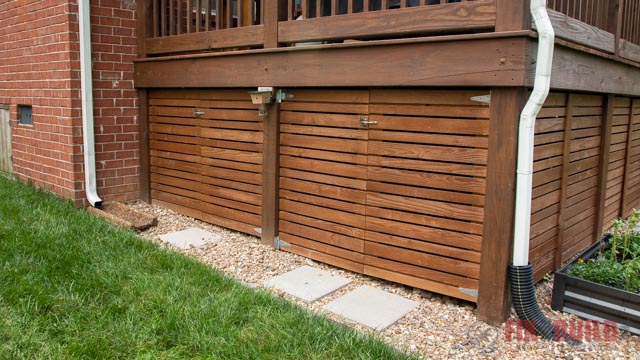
[359,117,378,127]
[274,236,290,250]
[193,108,205,117]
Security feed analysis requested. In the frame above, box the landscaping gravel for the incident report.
[131,201,640,359]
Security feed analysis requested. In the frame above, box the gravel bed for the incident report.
[130,201,639,359]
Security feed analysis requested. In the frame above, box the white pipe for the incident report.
[79,0,103,207]
[512,0,554,266]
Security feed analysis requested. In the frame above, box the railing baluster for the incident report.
[216,0,222,28]
[347,0,352,13]
[227,0,233,27]
[400,0,407,8]
[187,0,192,32]
[161,0,167,35]
[363,0,369,11]
[205,0,211,30]
[331,0,337,15]
[169,0,175,35]
[177,0,182,34]
[195,0,201,31]
[381,0,388,10]
[238,0,244,27]
[153,0,159,37]
[249,0,255,24]
[316,0,322,17]
[302,0,308,17]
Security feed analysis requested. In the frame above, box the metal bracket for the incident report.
[359,117,378,127]
[193,108,205,117]
[276,89,294,103]
[470,95,491,104]
[274,236,290,250]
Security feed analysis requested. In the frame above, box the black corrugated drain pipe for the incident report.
[509,264,581,345]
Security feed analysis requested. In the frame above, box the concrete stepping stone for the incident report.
[324,285,419,330]
[263,265,351,302]
[159,227,220,249]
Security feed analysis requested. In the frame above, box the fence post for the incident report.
[594,95,614,239]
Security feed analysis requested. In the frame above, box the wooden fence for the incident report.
[0,106,11,174]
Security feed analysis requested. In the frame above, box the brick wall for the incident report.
[0,0,139,205]
[87,0,140,203]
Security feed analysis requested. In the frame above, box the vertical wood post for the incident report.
[137,0,153,202]
[621,99,639,217]
[261,90,281,246]
[478,88,527,324]
[594,95,614,238]
[495,0,530,32]
[555,94,573,268]
[607,0,623,55]
[264,0,286,48]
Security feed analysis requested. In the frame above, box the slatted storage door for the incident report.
[279,90,369,273]
[149,89,262,236]
[279,89,489,302]
[364,90,488,302]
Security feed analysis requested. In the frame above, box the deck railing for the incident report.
[545,0,640,62]
[142,0,639,63]
[144,0,496,55]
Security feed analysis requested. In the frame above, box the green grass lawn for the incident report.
[0,175,412,359]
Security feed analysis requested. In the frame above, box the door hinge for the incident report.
[274,236,290,250]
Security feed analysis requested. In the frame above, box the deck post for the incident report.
[264,0,287,48]
[495,0,530,32]
[261,90,281,246]
[478,87,527,324]
[137,0,153,202]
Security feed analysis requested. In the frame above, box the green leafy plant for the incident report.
[569,210,640,293]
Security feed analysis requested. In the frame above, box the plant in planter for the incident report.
[551,210,640,336]
[569,210,640,293]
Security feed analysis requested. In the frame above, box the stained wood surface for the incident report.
[0,108,12,174]
[146,25,265,54]
[278,0,496,43]
[279,89,489,302]
[149,89,262,236]
[536,9,615,53]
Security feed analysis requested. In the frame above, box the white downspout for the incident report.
[512,0,554,266]
[78,0,103,207]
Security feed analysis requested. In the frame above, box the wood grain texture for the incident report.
[477,88,526,324]
[619,39,640,63]
[135,36,528,88]
[145,25,265,54]
[535,9,615,53]
[277,0,496,43]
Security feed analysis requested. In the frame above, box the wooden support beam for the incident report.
[135,35,528,88]
[261,91,280,247]
[594,95,614,239]
[263,0,280,48]
[477,88,527,324]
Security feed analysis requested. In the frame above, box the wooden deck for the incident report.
[135,0,640,324]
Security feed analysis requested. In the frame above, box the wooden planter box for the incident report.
[551,235,640,335]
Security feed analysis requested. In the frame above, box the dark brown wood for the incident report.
[594,95,614,238]
[263,0,279,48]
[262,90,280,246]
[139,89,151,203]
[495,0,530,32]
[135,35,529,88]
[477,88,527,324]
[144,25,265,54]
[278,0,496,43]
